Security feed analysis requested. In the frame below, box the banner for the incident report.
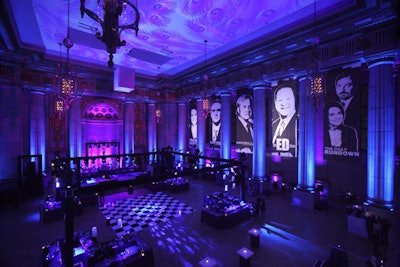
[234,89,253,153]
[189,99,197,148]
[324,68,361,159]
[271,80,298,157]
[206,95,221,148]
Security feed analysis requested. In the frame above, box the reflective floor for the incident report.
[0,176,399,267]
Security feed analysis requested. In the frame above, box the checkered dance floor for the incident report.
[100,192,194,237]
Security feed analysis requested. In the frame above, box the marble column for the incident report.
[220,92,231,160]
[197,99,206,166]
[177,102,188,160]
[124,100,135,154]
[297,77,315,190]
[148,102,157,162]
[30,90,46,172]
[0,84,23,179]
[69,96,82,159]
[366,55,395,210]
[252,83,267,181]
[159,102,177,149]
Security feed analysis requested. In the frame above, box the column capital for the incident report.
[30,89,47,95]
[250,81,270,90]
[366,52,396,69]
[292,71,308,81]
[220,91,231,97]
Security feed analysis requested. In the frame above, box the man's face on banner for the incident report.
[210,101,221,124]
[237,98,252,120]
[274,87,295,117]
[335,76,353,101]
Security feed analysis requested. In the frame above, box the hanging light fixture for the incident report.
[56,0,76,118]
[80,0,140,68]
[156,107,161,123]
[155,67,162,123]
[309,0,323,108]
[201,40,210,118]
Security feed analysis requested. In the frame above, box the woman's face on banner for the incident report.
[328,106,344,127]
[190,108,197,125]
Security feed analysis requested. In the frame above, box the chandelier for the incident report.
[56,0,76,118]
[310,63,323,107]
[201,40,210,118]
[309,0,323,108]
[80,0,140,68]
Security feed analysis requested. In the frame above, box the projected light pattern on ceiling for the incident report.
[21,0,326,75]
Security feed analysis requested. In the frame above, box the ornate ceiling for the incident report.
[3,0,354,77]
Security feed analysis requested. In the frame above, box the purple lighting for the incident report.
[12,0,351,76]
[271,154,282,163]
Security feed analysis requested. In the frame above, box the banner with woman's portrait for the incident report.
[271,80,298,158]
[324,68,361,159]
[189,99,197,148]
[234,89,254,154]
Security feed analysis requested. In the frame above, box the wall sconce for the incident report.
[156,107,161,123]
[201,40,210,118]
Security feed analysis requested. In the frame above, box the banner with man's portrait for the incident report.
[271,80,298,157]
[206,95,221,148]
[234,89,254,154]
[324,68,361,159]
[189,99,197,148]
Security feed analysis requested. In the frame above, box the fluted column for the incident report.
[177,102,187,157]
[69,96,82,158]
[30,90,46,171]
[366,56,395,210]
[124,100,135,154]
[220,92,231,160]
[159,102,177,149]
[197,99,206,166]
[0,84,24,180]
[252,83,267,181]
[148,102,157,161]
[297,77,315,190]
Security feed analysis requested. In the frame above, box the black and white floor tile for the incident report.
[99,191,194,237]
